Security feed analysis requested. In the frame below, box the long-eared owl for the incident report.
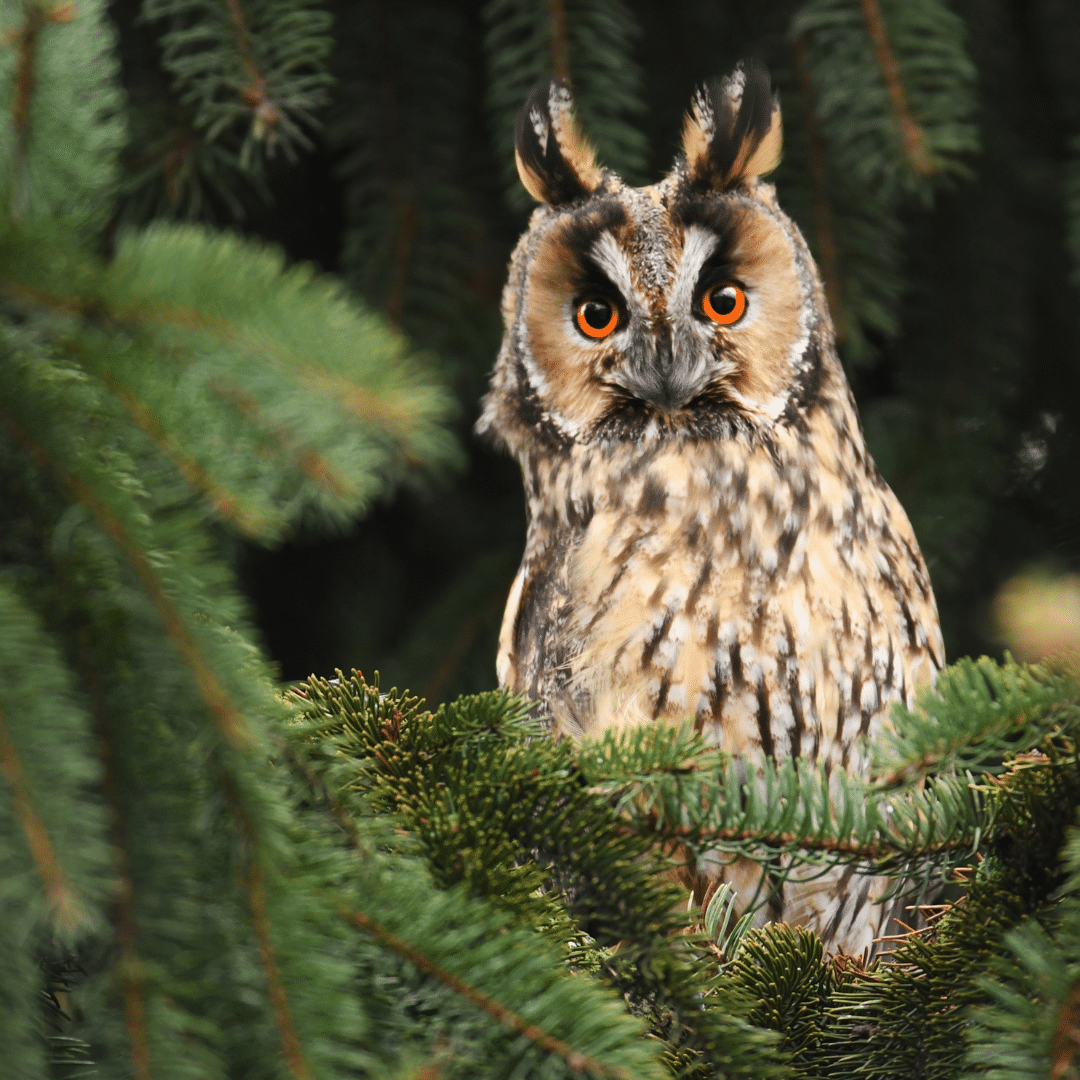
[477,62,944,955]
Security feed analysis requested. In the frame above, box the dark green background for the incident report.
[110,0,1080,701]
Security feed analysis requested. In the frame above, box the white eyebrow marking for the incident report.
[669,225,718,315]
[589,232,640,311]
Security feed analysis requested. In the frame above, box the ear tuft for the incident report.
[515,78,604,206]
[680,59,782,192]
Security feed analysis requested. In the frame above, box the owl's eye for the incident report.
[575,297,619,339]
[702,284,746,325]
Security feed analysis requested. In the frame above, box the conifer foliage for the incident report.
[1,0,1080,1078]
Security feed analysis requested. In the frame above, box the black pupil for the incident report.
[582,299,613,330]
[710,286,737,315]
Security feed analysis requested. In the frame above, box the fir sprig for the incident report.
[293,672,788,1079]
[0,222,458,540]
[874,655,1080,784]
[484,0,648,210]
[142,0,333,162]
[0,0,125,231]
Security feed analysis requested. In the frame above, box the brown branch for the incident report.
[7,3,76,214]
[549,0,569,79]
[226,0,279,134]
[78,632,153,1080]
[247,861,312,1080]
[0,700,80,930]
[219,771,313,1080]
[793,36,844,338]
[859,0,933,176]
[1052,982,1080,1080]
[100,372,277,538]
[210,377,359,501]
[633,820,975,862]
[0,409,253,750]
[345,906,634,1080]
[0,272,425,430]
[10,6,44,136]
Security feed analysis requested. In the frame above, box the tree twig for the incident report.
[859,0,933,176]
[345,906,634,1080]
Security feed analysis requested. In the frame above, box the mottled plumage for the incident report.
[478,63,944,955]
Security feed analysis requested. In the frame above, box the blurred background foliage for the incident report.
[105,0,1079,701]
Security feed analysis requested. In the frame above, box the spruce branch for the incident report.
[141,0,332,158]
[857,0,933,176]
[484,0,648,209]
[209,376,360,503]
[221,769,314,1080]
[0,578,109,948]
[581,725,990,880]
[290,674,790,1078]
[0,408,254,750]
[873,656,1080,785]
[791,0,977,195]
[783,0,978,363]
[99,369,281,538]
[963,827,1080,1079]
[0,700,80,931]
[344,905,637,1080]
[77,631,153,1080]
[0,0,124,229]
[0,222,457,537]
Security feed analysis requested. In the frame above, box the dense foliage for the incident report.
[196,0,1077,698]
[1,0,1079,1078]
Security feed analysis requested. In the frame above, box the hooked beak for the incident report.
[609,321,709,412]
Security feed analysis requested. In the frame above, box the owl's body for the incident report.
[479,66,943,955]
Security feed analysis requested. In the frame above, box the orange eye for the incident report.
[702,284,746,325]
[575,297,619,339]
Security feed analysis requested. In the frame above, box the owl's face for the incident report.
[483,64,829,451]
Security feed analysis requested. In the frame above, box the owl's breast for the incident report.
[504,427,942,770]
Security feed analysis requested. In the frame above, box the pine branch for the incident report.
[961,821,1080,1076]
[782,0,978,363]
[484,0,648,209]
[345,905,639,1080]
[291,673,794,1078]
[790,0,978,196]
[0,700,80,930]
[141,0,332,159]
[101,370,281,537]
[873,656,1080,785]
[0,223,458,539]
[221,770,314,1080]
[0,0,125,230]
[0,407,255,749]
[857,0,933,176]
[330,0,499,391]
[78,630,153,1080]
[580,725,990,879]
[0,580,108,935]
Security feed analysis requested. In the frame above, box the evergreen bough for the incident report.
[2,1,1080,1078]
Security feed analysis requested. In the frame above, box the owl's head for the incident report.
[480,61,838,455]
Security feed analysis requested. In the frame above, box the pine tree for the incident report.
[2,1,1080,1078]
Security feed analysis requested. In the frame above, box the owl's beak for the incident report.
[615,321,707,412]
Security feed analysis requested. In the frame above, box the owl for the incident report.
[477,62,944,956]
